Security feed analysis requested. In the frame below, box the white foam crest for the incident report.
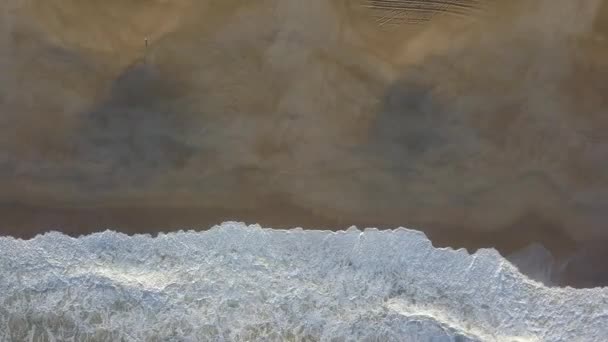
[0,222,606,341]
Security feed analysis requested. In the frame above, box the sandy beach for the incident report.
[1,1,608,285]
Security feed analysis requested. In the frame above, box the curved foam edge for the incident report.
[0,222,606,341]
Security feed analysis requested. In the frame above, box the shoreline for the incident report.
[0,202,576,255]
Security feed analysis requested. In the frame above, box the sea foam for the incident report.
[0,222,606,341]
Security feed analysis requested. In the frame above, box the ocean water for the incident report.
[0,222,606,341]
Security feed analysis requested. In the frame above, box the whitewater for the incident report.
[1,223,606,341]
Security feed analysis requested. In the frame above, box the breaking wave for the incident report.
[0,223,606,341]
